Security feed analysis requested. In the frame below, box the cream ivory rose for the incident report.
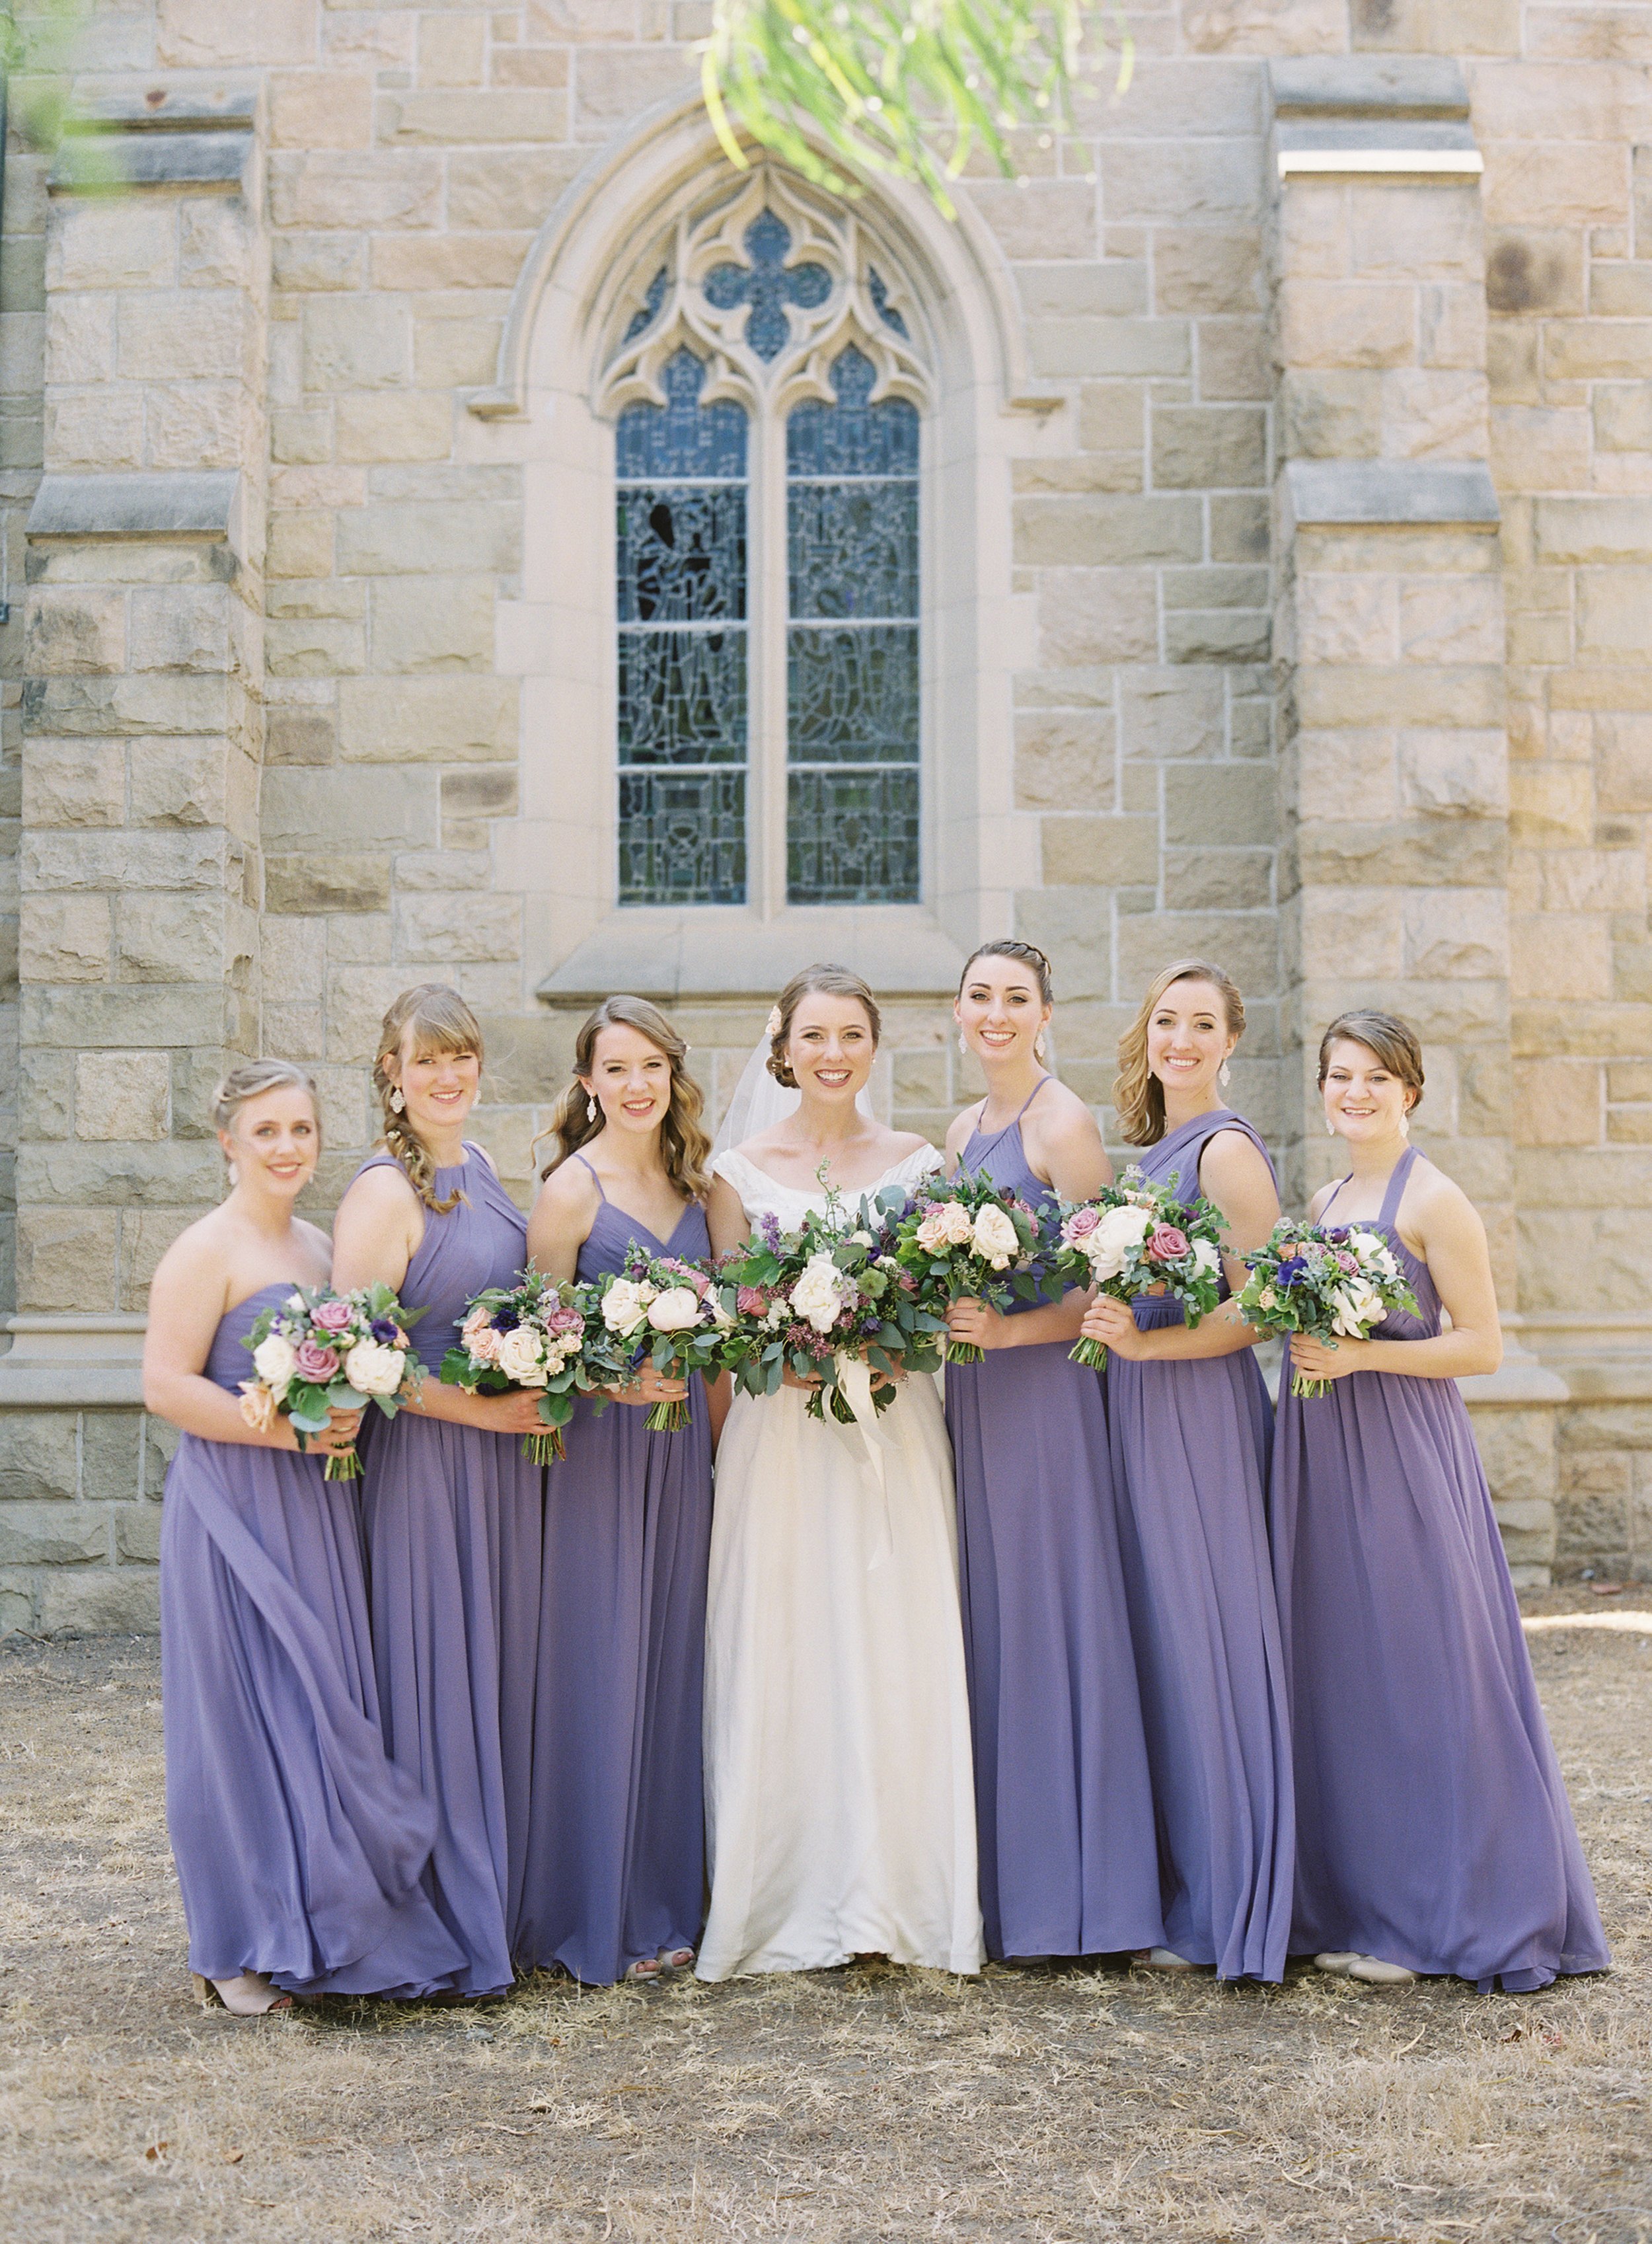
[915,1200,975,1253]
[790,1253,851,1335]
[646,1286,705,1334]
[343,1338,408,1396]
[1076,1202,1156,1282]
[251,1331,297,1397]
[970,1203,1021,1271]
[494,1326,550,1386]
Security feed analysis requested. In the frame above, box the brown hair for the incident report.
[1318,1009,1425,1113]
[1114,957,1246,1146]
[535,996,712,1196]
[958,939,1053,1006]
[767,964,882,1091]
[373,984,484,1215]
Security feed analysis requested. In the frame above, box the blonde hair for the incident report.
[1114,958,1246,1146]
[767,964,882,1091]
[535,996,712,1197]
[211,1058,319,1137]
[1318,1009,1425,1113]
[373,984,484,1214]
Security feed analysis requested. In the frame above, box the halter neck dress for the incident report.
[945,1081,1164,1961]
[160,1284,466,1996]
[1108,1108,1293,1982]
[513,1157,714,1984]
[1271,1146,1610,1990]
[352,1144,544,1998]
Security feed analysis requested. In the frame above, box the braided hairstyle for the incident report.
[373,984,484,1214]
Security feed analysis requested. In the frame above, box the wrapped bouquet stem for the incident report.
[593,1247,732,1432]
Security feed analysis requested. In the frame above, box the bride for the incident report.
[697,963,984,1980]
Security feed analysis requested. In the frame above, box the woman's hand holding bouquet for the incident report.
[1057,1172,1226,1369]
[887,1170,1051,1366]
[441,1268,591,1464]
[591,1246,732,1431]
[1238,1220,1419,1398]
[239,1283,423,1479]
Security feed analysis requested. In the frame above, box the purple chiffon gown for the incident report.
[1108,1109,1294,1982]
[945,1082,1165,1961]
[161,1286,467,1996]
[1272,1146,1610,1992]
[354,1145,544,1998]
[514,1162,714,1983]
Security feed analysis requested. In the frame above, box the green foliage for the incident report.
[700,0,1132,218]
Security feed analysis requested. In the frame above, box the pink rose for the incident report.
[312,1298,354,1333]
[1147,1224,1189,1263]
[1065,1207,1102,1239]
[469,1326,502,1365]
[546,1306,584,1335]
[737,1287,769,1317]
[293,1338,340,1380]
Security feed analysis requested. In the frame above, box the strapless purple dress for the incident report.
[1107,1109,1293,1981]
[354,1146,544,1997]
[1272,1145,1610,1990]
[160,1285,466,1996]
[944,1083,1164,1960]
[513,1162,714,1983]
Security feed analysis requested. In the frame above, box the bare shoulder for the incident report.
[294,1216,336,1266]
[1305,1180,1337,1224]
[883,1128,935,1166]
[533,1154,600,1218]
[1407,1156,1483,1238]
[1201,1125,1275,1192]
[944,1103,984,1164]
[467,1139,500,1176]
[338,1159,418,1217]
[1029,1079,1103,1150]
[149,1209,232,1299]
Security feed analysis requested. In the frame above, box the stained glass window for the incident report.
[615,349,749,903]
[785,346,920,904]
[704,210,832,363]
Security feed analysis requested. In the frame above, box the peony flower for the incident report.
[646,1286,704,1333]
[293,1338,340,1382]
[790,1253,850,1334]
[1191,1238,1221,1275]
[252,1332,298,1396]
[1081,1202,1154,1282]
[239,1380,278,1434]
[1329,1282,1385,1339]
[602,1280,650,1337]
[343,1338,407,1396]
[1064,1206,1101,1240]
[1147,1224,1189,1263]
[971,1203,1020,1270]
[496,1326,548,1385]
[312,1298,354,1333]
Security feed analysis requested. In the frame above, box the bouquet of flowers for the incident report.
[886,1169,1052,1365]
[1053,1170,1227,1369]
[441,1269,590,1464]
[591,1246,733,1431]
[715,1188,946,1424]
[1238,1219,1419,1399]
[239,1283,423,1479]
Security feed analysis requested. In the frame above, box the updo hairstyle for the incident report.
[1317,1009,1425,1114]
[210,1059,319,1185]
[957,939,1053,1005]
[767,964,882,1091]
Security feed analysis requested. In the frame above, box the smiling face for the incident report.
[582,1022,673,1139]
[784,992,877,1105]
[956,955,1051,1068]
[1145,977,1236,1101]
[219,1087,320,1201]
[1322,1038,1415,1144]
[386,1033,481,1139]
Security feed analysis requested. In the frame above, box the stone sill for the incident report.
[0,1316,146,1409]
[28,470,242,544]
[1283,459,1501,530]
[536,906,969,1008]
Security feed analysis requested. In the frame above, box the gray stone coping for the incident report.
[27,470,241,542]
[536,907,969,1005]
[1274,119,1482,178]
[50,130,253,194]
[1269,56,1469,118]
[1283,459,1501,529]
[67,85,258,133]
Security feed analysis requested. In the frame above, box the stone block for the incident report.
[24,589,126,677]
[447,147,582,231]
[412,315,504,390]
[1036,570,1158,665]
[1116,907,1277,997]
[420,10,486,83]
[262,762,439,854]
[1014,495,1202,569]
[267,617,367,677]
[269,67,374,149]
[1281,370,1383,461]
[1596,714,1652,811]
[1119,670,1226,761]
[1397,728,1509,818]
[1348,182,1481,282]
[1544,320,1652,382]
[1381,370,1488,462]
[21,740,125,827]
[1016,264,1148,320]
[1164,567,1270,613]
[128,738,232,830]
[24,830,228,897]
[1590,264,1652,319]
[1579,570,1652,661]
[1100,140,1261,225]
[115,291,245,384]
[1152,406,1266,489]
[1297,817,1507,887]
[143,1414,179,1497]
[23,984,227,1054]
[395,893,522,963]
[19,889,113,991]
[273,235,366,294]
[1197,318,1271,401]
[120,1210,197,1312]
[1014,712,1115,811]
[20,1050,75,1140]
[370,577,495,673]
[20,1137,223,1211]
[1164,848,1272,911]
[1295,728,1397,822]
[335,677,517,765]
[1296,575,1398,665]
[266,710,336,766]
[264,855,393,915]
[1509,764,1593,846]
[1028,317,1188,380]
[1513,1058,1600,1146]
[1183,0,1345,53]
[270,153,444,232]
[144,383,244,472]
[384,88,570,144]
[1593,385,1652,454]
[303,297,409,392]
[334,501,521,576]
[1297,887,1404,979]
[15,1209,120,1312]
[116,893,225,985]
[266,511,334,580]
[1542,848,1644,914]
[967,182,1098,263]
[179,202,254,291]
[114,1503,163,1563]
[46,199,177,293]
[1483,141,1628,229]
[1489,404,1591,492]
[1152,229,1261,315]
[1295,664,1503,731]
[0,1412,79,1501]
[1398,576,1503,666]
[0,1502,108,1566]
[1164,763,1275,846]
[1278,281,1415,368]
[45,390,145,472]
[370,234,535,294]
[75,1051,170,1141]
[1041,813,1160,887]
[1402,887,1507,979]
[1511,911,1613,1001]
[1421,281,1487,371]
[334,391,452,464]
[36,1567,160,1638]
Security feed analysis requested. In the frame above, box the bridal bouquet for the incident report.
[1054,1170,1226,1370]
[715,1191,945,1424]
[440,1269,589,1464]
[887,1170,1052,1365]
[239,1283,423,1479]
[1238,1219,1419,1399]
[591,1245,733,1431]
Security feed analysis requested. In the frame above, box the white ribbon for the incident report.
[831,1353,896,1570]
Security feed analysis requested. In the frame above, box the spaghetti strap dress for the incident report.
[944,1080,1164,1961]
[514,1158,714,1983]
[161,1285,467,1996]
[354,1144,544,1998]
[1272,1145,1610,1991]
[1107,1108,1294,1981]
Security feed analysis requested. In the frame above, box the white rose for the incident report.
[252,1332,297,1397]
[646,1286,704,1334]
[940,1201,975,1247]
[1258,1285,1278,1311]
[1349,1229,1386,1268]
[849,1230,874,1248]
[343,1338,406,1396]
[496,1325,549,1384]
[602,1280,649,1337]
[710,1294,736,1329]
[790,1253,849,1335]
[971,1203,1020,1271]
[766,1302,788,1328]
[1191,1238,1221,1275]
[915,1209,954,1254]
[1083,1203,1155,1282]
[1329,1283,1384,1339]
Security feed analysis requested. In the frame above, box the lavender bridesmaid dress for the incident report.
[161,1286,467,1996]
[1108,1109,1293,1981]
[945,1082,1164,1961]
[515,1161,714,1983]
[354,1146,544,1997]
[1273,1146,1610,1991]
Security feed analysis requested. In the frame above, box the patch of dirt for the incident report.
[1,1616,1647,2242]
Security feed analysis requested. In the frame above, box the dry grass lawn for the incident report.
[1,1594,1648,2243]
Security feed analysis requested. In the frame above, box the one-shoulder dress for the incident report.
[944,1081,1164,1961]
[1272,1144,1610,1991]
[354,1145,544,1997]
[1107,1108,1294,1981]
[514,1158,714,1983]
[161,1285,467,1996]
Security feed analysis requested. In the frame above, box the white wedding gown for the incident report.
[697,1142,984,1982]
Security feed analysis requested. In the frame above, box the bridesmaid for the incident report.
[943,942,1164,1966]
[330,985,546,1999]
[1275,1010,1610,1992]
[519,996,719,1985]
[1079,959,1293,1982]
[145,1061,465,2012]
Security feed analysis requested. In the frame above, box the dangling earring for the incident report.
[1400,1109,1411,1139]
[1034,1032,1047,1061]
[1219,1060,1232,1087]
[586,1096,597,1123]
[1326,1115,1335,1135]
[957,1031,967,1055]
[389,1087,405,1115]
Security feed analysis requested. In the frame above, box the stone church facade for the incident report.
[2,0,1650,1631]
